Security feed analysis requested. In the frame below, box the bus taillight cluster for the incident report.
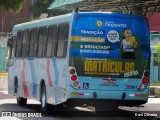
[70,69,76,75]
[71,75,77,81]
[69,67,80,89]
[142,77,148,83]
[138,71,149,91]
[144,71,149,77]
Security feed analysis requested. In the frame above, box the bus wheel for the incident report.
[15,82,27,106]
[17,97,27,106]
[14,80,18,96]
[41,84,49,113]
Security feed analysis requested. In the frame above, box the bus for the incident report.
[7,12,150,112]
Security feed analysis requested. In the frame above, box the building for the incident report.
[146,12,160,33]
[0,0,31,33]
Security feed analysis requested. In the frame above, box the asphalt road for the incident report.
[0,90,159,120]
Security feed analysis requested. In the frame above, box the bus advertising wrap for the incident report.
[69,13,150,78]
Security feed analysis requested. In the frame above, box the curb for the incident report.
[0,74,8,90]
[0,73,8,76]
[149,86,160,98]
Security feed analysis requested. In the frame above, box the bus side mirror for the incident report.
[7,33,15,67]
[7,37,13,47]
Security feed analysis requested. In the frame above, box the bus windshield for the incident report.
[69,12,150,78]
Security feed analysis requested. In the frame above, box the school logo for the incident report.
[96,19,104,28]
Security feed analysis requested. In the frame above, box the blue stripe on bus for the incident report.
[28,60,37,98]
[52,59,59,86]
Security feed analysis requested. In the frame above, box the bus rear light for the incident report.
[73,81,80,88]
[145,20,148,23]
[142,77,148,83]
[130,94,140,97]
[74,15,78,19]
[138,76,148,91]
[71,75,77,81]
[69,67,80,89]
[130,94,148,97]
[69,69,76,74]
[134,94,140,97]
[138,70,149,91]
[144,71,149,77]
[138,83,145,91]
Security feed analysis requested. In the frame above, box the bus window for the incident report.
[57,23,69,57]
[22,29,30,58]
[37,27,47,58]
[15,31,23,58]
[29,28,38,57]
[46,26,57,57]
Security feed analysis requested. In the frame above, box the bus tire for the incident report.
[14,79,18,96]
[41,83,49,113]
[15,81,27,106]
[17,97,27,106]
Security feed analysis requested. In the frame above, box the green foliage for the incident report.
[0,0,25,13]
[10,18,31,29]
[112,10,131,14]
[155,45,160,52]
[31,0,52,17]
[155,45,160,62]
[0,0,25,32]
[48,9,71,17]
[31,0,71,18]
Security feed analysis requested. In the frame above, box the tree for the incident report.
[31,0,71,18]
[0,0,25,32]
[10,18,31,30]
[31,0,52,18]
[48,9,71,17]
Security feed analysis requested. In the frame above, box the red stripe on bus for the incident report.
[46,60,54,87]
[20,61,30,98]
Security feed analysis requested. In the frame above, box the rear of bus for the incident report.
[67,12,150,109]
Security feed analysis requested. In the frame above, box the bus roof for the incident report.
[12,12,146,34]
[12,13,72,34]
[75,12,146,19]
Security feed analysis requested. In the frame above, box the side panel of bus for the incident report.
[8,21,71,105]
[8,59,67,104]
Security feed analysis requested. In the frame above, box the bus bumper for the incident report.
[66,86,148,106]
